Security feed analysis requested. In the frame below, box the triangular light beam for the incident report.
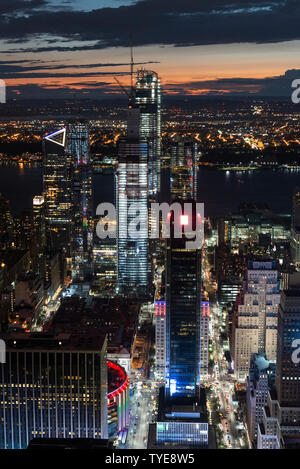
[44,128,66,147]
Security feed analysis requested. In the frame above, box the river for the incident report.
[0,162,298,218]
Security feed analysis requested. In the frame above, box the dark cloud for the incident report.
[6,68,300,99]
[0,59,158,79]
[0,0,47,14]
[6,82,119,100]
[0,0,299,52]
[164,69,300,96]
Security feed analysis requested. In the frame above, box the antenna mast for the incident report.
[130,42,134,94]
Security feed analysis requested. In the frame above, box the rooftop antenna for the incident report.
[130,40,134,94]
[113,39,159,104]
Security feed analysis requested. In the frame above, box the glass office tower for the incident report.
[165,202,202,399]
[67,121,93,278]
[148,204,211,449]
[43,128,72,252]
[43,123,93,277]
[116,109,149,296]
[170,140,198,201]
[134,70,161,198]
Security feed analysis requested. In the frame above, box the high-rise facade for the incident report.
[33,196,46,277]
[0,193,14,250]
[0,333,108,449]
[33,196,46,249]
[246,353,276,444]
[291,189,300,265]
[43,128,72,252]
[170,140,198,201]
[234,260,280,381]
[165,203,202,399]
[257,290,300,449]
[134,69,161,198]
[43,123,93,277]
[66,121,93,278]
[276,290,300,408]
[155,300,166,381]
[116,110,149,295]
[200,300,210,382]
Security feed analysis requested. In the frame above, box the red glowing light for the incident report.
[155,301,166,317]
[107,361,129,400]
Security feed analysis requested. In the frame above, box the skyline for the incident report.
[1,0,300,99]
[1,0,300,453]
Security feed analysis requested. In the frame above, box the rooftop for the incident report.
[1,332,106,352]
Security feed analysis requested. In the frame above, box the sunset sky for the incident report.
[1,0,300,98]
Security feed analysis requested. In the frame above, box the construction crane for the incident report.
[114,45,159,102]
[114,77,131,99]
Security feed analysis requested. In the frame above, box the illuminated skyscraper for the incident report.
[155,301,166,381]
[67,121,93,278]
[134,70,161,198]
[257,290,300,449]
[148,208,211,448]
[291,189,300,265]
[33,196,46,276]
[43,123,93,277]
[33,196,46,248]
[234,260,280,381]
[43,128,72,252]
[116,109,149,295]
[170,140,198,201]
[200,300,210,381]
[165,202,202,399]
[0,193,14,250]
[276,291,300,408]
[0,333,108,449]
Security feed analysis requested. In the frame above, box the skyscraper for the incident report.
[246,352,276,444]
[134,69,161,198]
[33,196,46,276]
[155,300,166,381]
[170,140,198,201]
[291,189,300,265]
[257,290,300,449]
[276,290,300,408]
[43,128,72,252]
[165,202,202,399]
[67,121,93,279]
[43,123,93,278]
[0,332,108,449]
[148,203,212,448]
[200,299,210,382]
[234,260,280,381]
[0,193,14,250]
[116,109,149,296]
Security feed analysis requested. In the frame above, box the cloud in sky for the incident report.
[5,69,300,99]
[1,0,300,52]
[1,1,300,99]
[0,60,159,79]
[0,0,47,14]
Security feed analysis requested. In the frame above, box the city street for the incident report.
[210,302,248,449]
[124,378,158,449]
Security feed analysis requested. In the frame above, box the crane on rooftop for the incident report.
[114,44,160,104]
